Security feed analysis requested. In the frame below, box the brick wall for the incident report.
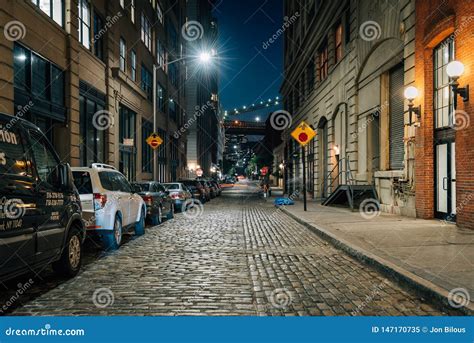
[415,0,474,229]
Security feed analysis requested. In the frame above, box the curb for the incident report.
[280,206,473,316]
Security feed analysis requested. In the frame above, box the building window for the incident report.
[306,59,315,92]
[130,0,135,23]
[318,41,328,81]
[169,99,177,122]
[119,38,126,72]
[119,105,136,181]
[93,12,104,61]
[157,39,166,69]
[141,13,152,51]
[156,1,164,24]
[434,39,455,129]
[334,22,343,64]
[141,64,152,100]
[157,83,166,112]
[13,43,66,143]
[78,0,90,49]
[131,50,137,81]
[79,81,106,166]
[167,18,178,52]
[389,65,405,170]
[169,63,178,87]
[31,0,64,26]
[142,119,153,173]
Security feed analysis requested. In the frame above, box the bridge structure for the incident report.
[223,119,266,135]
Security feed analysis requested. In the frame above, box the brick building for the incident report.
[0,0,187,182]
[414,0,474,229]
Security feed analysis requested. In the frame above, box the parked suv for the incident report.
[72,164,146,250]
[162,183,192,212]
[0,113,85,282]
[132,181,174,225]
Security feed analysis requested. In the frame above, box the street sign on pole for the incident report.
[146,133,163,150]
[291,121,317,212]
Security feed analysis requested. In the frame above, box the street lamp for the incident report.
[447,60,469,109]
[152,50,215,180]
[404,86,421,126]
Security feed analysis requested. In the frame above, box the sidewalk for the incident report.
[270,188,473,314]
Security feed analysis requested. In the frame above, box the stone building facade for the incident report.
[281,0,417,216]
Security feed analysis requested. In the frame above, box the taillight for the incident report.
[171,193,185,200]
[143,195,153,205]
[93,193,107,210]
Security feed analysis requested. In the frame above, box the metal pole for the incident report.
[302,145,307,211]
[152,65,157,181]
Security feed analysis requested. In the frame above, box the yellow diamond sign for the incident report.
[291,121,316,146]
[146,133,163,150]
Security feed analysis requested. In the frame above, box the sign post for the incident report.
[290,121,316,212]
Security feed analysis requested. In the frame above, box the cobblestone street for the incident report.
[2,183,453,316]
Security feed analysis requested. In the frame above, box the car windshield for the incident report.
[133,183,151,192]
[163,184,179,190]
[72,171,93,194]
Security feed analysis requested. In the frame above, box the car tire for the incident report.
[167,204,174,220]
[52,226,82,277]
[103,215,122,251]
[135,207,146,236]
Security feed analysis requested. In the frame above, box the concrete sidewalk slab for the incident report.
[274,197,473,315]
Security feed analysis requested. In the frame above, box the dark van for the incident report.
[0,113,85,282]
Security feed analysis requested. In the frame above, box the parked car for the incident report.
[132,181,174,224]
[210,180,222,196]
[0,113,85,282]
[204,180,217,198]
[179,180,207,203]
[71,164,146,250]
[162,183,192,212]
[197,180,212,201]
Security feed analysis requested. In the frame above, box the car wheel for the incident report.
[52,226,82,277]
[103,215,122,250]
[135,207,146,236]
[167,204,174,220]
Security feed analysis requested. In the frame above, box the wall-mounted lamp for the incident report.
[279,162,285,170]
[333,145,340,156]
[447,61,469,109]
[404,86,421,126]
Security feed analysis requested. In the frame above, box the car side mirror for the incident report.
[54,163,73,191]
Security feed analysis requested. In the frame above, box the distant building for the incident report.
[0,0,187,181]
[185,0,220,179]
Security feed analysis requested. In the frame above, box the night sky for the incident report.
[213,0,284,112]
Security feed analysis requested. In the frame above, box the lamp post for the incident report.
[404,86,421,126]
[446,60,469,110]
[152,51,215,181]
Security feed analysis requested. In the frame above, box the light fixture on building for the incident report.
[256,116,260,122]
[279,162,285,170]
[404,86,421,126]
[333,145,340,156]
[447,60,469,108]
